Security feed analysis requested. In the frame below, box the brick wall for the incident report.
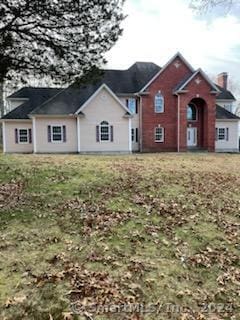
[141,57,192,152]
[141,58,216,152]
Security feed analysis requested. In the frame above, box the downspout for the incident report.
[177,94,180,153]
[77,116,81,153]
[32,117,37,154]
[135,93,143,152]
[128,117,132,153]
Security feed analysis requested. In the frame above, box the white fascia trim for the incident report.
[2,121,6,153]
[29,114,76,118]
[32,117,37,153]
[74,84,132,115]
[129,118,132,152]
[140,52,195,93]
[0,119,32,122]
[7,98,29,101]
[216,119,240,122]
[216,99,236,102]
[175,69,220,94]
[77,117,81,153]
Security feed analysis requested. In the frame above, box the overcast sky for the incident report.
[106,0,240,90]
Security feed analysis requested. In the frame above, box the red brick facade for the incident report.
[140,55,217,152]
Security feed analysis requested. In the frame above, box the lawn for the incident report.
[0,153,239,320]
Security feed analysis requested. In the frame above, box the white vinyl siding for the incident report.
[3,121,33,153]
[35,118,77,153]
[215,121,239,152]
[79,88,129,153]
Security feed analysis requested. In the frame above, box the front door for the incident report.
[187,127,197,147]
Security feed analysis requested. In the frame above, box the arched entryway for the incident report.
[186,98,207,149]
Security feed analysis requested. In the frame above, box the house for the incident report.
[1,53,239,154]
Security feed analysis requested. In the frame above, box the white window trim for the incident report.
[18,128,29,144]
[155,127,164,143]
[51,125,63,143]
[100,121,110,142]
[217,127,228,141]
[154,92,164,113]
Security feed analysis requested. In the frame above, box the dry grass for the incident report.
[0,153,239,320]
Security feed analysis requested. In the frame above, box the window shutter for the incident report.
[48,125,51,142]
[63,125,66,142]
[215,128,218,141]
[136,100,138,114]
[226,128,229,141]
[15,128,18,144]
[29,128,32,143]
[136,128,139,143]
[96,125,100,142]
[110,125,114,142]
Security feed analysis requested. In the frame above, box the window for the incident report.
[19,129,29,143]
[127,98,137,114]
[96,121,113,142]
[135,128,139,143]
[155,92,164,113]
[155,127,164,142]
[51,126,63,142]
[131,128,135,142]
[131,128,139,143]
[216,127,229,141]
[187,103,197,121]
[100,121,110,141]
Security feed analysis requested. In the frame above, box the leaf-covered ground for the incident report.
[0,153,239,320]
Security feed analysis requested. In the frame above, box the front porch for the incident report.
[179,97,216,152]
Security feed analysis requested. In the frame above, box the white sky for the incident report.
[106,0,240,90]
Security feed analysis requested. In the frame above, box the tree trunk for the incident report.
[0,81,5,117]
[0,81,5,145]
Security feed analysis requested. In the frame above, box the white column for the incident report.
[129,117,132,153]
[2,121,6,153]
[77,117,81,153]
[32,117,37,153]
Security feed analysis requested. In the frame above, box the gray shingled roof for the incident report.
[3,63,161,118]
[215,85,236,101]
[30,62,161,116]
[216,105,240,120]
[2,62,237,120]
[3,87,63,119]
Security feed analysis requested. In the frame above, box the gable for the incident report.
[77,86,130,120]
[140,52,195,92]
[174,69,219,94]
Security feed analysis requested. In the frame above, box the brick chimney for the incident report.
[217,72,228,90]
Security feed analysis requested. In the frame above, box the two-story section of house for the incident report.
[1,53,239,153]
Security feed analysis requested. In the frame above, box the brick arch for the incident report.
[187,97,207,149]
[179,94,216,152]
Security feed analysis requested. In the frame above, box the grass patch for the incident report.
[0,153,239,319]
